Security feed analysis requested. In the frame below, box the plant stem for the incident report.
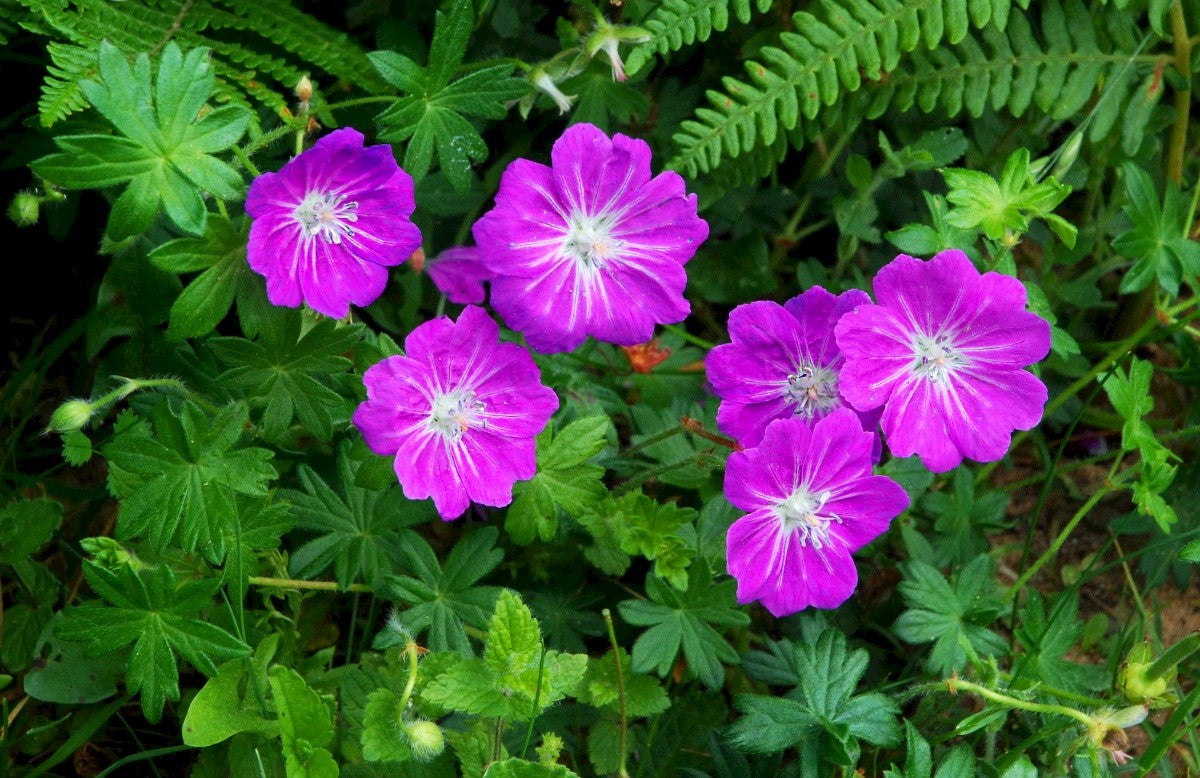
[398,641,420,710]
[1168,0,1192,184]
[231,145,262,177]
[622,423,687,459]
[662,324,715,351]
[947,678,1095,729]
[1003,461,1127,601]
[519,647,547,760]
[603,609,630,778]
[248,576,372,593]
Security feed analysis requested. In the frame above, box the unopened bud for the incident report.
[409,247,426,273]
[47,400,95,434]
[295,75,314,104]
[1086,704,1148,764]
[404,719,444,761]
[531,69,575,114]
[8,191,40,227]
[585,24,650,83]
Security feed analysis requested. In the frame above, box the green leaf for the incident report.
[943,148,1072,244]
[62,430,93,466]
[576,648,670,717]
[1013,591,1106,692]
[1113,163,1200,297]
[483,759,579,778]
[361,688,413,762]
[422,590,587,721]
[617,561,748,688]
[732,630,901,760]
[149,215,261,341]
[893,556,1007,674]
[182,636,279,747]
[24,614,123,705]
[576,491,696,589]
[58,563,249,722]
[209,312,361,441]
[103,401,275,562]
[1102,357,1158,454]
[385,526,503,653]
[0,498,62,565]
[269,665,338,778]
[507,416,610,544]
[371,0,527,192]
[282,442,422,590]
[31,42,249,239]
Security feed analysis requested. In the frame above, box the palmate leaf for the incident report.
[1113,162,1200,296]
[208,312,362,442]
[31,41,250,240]
[58,563,249,723]
[369,0,527,192]
[384,526,504,654]
[730,631,901,763]
[616,560,748,688]
[282,444,424,590]
[103,401,276,563]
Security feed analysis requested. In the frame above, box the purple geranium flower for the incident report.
[835,250,1051,473]
[706,286,880,448]
[472,122,708,353]
[245,127,421,319]
[425,246,492,304]
[724,411,908,616]
[352,305,558,520]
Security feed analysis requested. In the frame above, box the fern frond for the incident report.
[625,0,774,75]
[668,0,1164,177]
[16,0,385,127]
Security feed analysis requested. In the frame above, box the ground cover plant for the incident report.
[2,0,1200,775]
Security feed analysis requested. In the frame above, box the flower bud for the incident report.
[585,24,650,82]
[1086,704,1148,765]
[1119,641,1173,705]
[295,75,314,104]
[47,400,95,434]
[404,719,444,761]
[8,191,40,227]
[531,68,575,114]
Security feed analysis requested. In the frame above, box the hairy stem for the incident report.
[603,609,630,778]
[248,576,372,593]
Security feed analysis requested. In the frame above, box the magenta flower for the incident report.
[724,411,908,616]
[352,305,559,519]
[245,128,421,319]
[835,250,1051,473]
[425,246,492,304]
[472,123,708,353]
[706,286,880,448]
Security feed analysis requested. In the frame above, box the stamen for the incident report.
[564,213,624,273]
[294,191,360,244]
[785,361,840,418]
[428,390,487,442]
[776,488,842,550]
[911,332,966,384]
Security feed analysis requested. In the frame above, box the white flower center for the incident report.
[563,213,624,275]
[911,332,967,384]
[293,191,359,244]
[428,389,486,442]
[776,488,841,550]
[784,361,840,419]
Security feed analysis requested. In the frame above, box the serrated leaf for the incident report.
[269,665,337,778]
[361,688,413,762]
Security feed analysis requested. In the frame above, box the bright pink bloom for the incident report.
[472,123,708,353]
[426,246,491,304]
[353,306,558,519]
[245,128,420,318]
[835,250,1051,472]
[724,411,908,616]
[706,286,879,448]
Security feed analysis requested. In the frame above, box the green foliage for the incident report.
[624,0,774,75]
[617,561,749,688]
[576,490,697,588]
[670,0,1164,178]
[506,415,610,544]
[31,42,249,239]
[15,0,385,126]
[730,630,901,765]
[149,215,269,341]
[104,401,275,562]
[1113,162,1200,296]
[269,664,339,777]
[942,148,1076,247]
[182,635,279,747]
[1104,357,1180,531]
[282,445,420,590]
[209,313,362,442]
[58,562,249,722]
[422,590,587,720]
[893,555,1007,674]
[370,0,528,192]
[384,527,503,654]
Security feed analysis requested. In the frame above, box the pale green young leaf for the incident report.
[508,416,611,544]
[269,665,338,778]
[484,590,543,677]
